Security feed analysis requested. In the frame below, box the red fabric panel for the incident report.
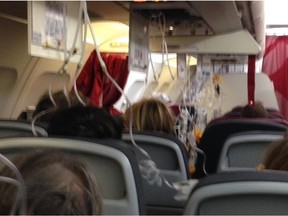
[169,104,180,118]
[102,53,129,108]
[248,55,256,105]
[262,36,288,120]
[76,50,129,115]
[76,50,103,107]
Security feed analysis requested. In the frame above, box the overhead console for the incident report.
[129,1,264,57]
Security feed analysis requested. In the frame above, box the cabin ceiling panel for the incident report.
[0,1,27,20]
[0,1,258,39]
[87,1,129,24]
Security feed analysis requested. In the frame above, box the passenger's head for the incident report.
[240,101,268,118]
[124,98,175,134]
[0,150,102,215]
[48,105,124,139]
[261,137,288,171]
[34,90,89,124]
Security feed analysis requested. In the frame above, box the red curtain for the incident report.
[76,50,129,115]
[262,35,288,120]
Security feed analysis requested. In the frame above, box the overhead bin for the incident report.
[130,1,264,57]
[149,30,261,55]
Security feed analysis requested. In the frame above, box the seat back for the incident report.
[224,106,286,120]
[0,120,47,137]
[0,137,145,215]
[122,131,189,214]
[194,118,287,178]
[218,131,284,172]
[184,170,288,215]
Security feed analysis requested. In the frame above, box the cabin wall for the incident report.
[0,17,33,119]
[0,17,95,119]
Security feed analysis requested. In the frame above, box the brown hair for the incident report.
[0,150,102,215]
[124,98,175,134]
[240,101,268,118]
[262,138,288,171]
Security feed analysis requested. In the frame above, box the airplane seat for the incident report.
[194,118,287,178]
[0,136,146,215]
[217,131,285,172]
[223,106,286,120]
[218,115,288,126]
[0,119,48,137]
[267,108,286,119]
[184,170,288,215]
[121,131,189,215]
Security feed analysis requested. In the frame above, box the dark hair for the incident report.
[48,105,124,139]
[34,90,89,124]
[240,101,268,118]
[0,150,102,215]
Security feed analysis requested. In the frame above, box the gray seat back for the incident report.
[122,131,189,214]
[0,136,145,215]
[218,131,284,172]
[194,118,287,178]
[184,170,288,215]
[0,120,47,137]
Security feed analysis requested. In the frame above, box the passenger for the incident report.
[0,150,102,215]
[33,90,89,125]
[240,101,268,118]
[261,135,288,171]
[48,105,124,139]
[123,98,175,134]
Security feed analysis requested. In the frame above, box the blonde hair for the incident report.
[124,98,175,134]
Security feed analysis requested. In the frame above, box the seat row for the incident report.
[184,169,288,215]
[1,119,288,215]
[194,117,287,178]
[0,120,189,215]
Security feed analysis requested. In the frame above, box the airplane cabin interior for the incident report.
[1,1,288,215]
